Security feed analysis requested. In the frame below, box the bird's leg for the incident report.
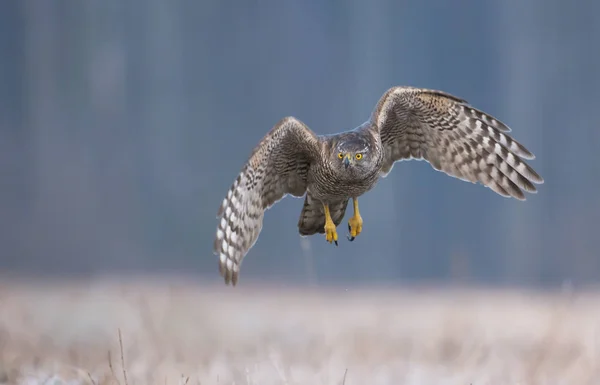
[347,197,363,242]
[323,204,338,246]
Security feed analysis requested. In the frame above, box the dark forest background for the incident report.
[0,0,598,287]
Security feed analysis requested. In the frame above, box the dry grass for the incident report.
[0,277,599,385]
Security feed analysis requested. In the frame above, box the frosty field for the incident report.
[0,278,598,385]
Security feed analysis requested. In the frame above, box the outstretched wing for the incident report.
[372,86,543,199]
[214,117,321,286]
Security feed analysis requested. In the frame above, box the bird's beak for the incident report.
[343,154,351,169]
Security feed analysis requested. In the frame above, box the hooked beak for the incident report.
[343,154,351,169]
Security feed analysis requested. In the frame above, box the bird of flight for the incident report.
[213,86,543,286]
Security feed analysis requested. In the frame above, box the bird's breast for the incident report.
[307,164,380,202]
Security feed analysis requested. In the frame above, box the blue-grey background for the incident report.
[1,0,598,287]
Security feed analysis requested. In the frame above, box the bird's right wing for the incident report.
[214,117,321,286]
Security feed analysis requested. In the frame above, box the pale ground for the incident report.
[0,277,599,385]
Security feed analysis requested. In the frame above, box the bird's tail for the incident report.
[297,194,349,236]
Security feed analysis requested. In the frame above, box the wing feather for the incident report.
[372,86,543,199]
[213,117,321,285]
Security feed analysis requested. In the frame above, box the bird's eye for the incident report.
[338,152,343,159]
[355,153,363,160]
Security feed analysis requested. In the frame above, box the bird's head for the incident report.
[331,135,376,176]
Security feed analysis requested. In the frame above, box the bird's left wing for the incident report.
[214,117,321,285]
[372,86,543,199]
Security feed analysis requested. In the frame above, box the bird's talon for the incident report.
[324,222,338,245]
[348,214,363,240]
[347,223,355,241]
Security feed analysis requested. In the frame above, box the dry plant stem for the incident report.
[341,368,348,385]
[108,350,120,385]
[118,328,129,385]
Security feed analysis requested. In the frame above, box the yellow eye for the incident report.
[355,153,363,160]
[338,152,343,159]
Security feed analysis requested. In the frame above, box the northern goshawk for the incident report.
[213,86,543,285]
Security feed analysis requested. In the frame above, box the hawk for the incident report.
[213,86,543,285]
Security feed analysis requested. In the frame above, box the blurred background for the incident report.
[1,0,599,288]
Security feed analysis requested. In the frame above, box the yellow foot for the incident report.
[347,214,363,241]
[324,221,338,246]
[322,203,338,246]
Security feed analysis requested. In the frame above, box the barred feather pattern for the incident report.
[213,117,320,285]
[297,193,349,236]
[372,86,544,199]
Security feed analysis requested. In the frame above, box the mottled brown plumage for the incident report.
[214,86,544,285]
